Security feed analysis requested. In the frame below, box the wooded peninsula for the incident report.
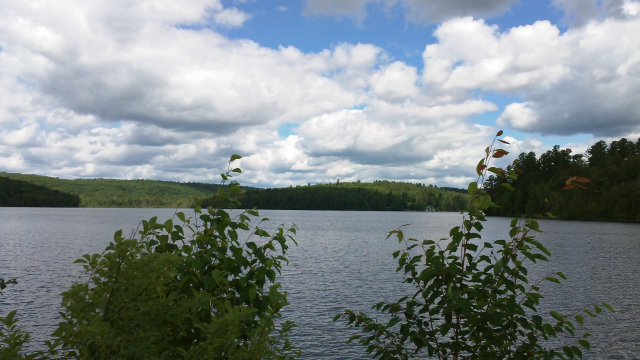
[486,137,640,222]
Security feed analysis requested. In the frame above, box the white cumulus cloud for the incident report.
[0,0,638,187]
[422,16,640,136]
[213,7,252,28]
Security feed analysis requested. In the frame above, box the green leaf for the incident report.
[479,195,492,209]
[230,154,242,161]
[488,166,504,175]
[578,339,590,350]
[545,276,561,284]
[494,260,503,276]
[468,182,478,196]
[574,315,584,325]
[532,315,542,327]
[3,310,18,324]
[572,346,582,358]
[602,303,614,312]
[562,346,574,358]
[114,229,123,242]
[387,317,401,328]
[550,311,564,321]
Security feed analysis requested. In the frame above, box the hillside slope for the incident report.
[0,172,222,208]
[0,176,81,207]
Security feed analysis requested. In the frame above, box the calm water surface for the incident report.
[0,208,638,359]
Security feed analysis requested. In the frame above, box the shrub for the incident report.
[1,155,300,360]
[336,131,613,360]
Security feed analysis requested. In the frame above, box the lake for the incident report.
[1,208,639,359]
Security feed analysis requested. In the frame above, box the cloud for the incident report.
[304,0,372,22]
[496,102,538,130]
[552,0,640,25]
[369,61,419,102]
[0,123,41,146]
[422,18,569,93]
[400,0,518,23]
[293,101,497,176]
[304,0,518,23]
[422,16,640,136]
[303,0,640,25]
[46,109,98,134]
[0,1,385,134]
[1,0,639,188]
[213,7,252,28]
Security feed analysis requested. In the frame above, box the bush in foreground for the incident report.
[2,156,299,360]
[336,131,613,360]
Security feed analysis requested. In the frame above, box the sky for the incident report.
[1,0,639,188]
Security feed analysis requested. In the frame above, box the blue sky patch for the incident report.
[278,122,299,138]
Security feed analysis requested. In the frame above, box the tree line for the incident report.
[202,180,470,211]
[486,137,640,222]
[0,177,80,207]
[1,171,470,211]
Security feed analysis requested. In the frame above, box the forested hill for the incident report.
[0,172,222,208]
[0,177,81,207]
[486,137,640,222]
[0,172,467,210]
[203,180,470,211]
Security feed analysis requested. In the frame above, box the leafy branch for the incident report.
[336,131,613,360]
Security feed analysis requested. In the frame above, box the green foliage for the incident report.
[0,173,224,208]
[1,278,42,360]
[206,181,469,212]
[336,131,613,359]
[1,156,300,360]
[0,278,17,293]
[0,177,80,207]
[0,310,39,360]
[486,138,640,222]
